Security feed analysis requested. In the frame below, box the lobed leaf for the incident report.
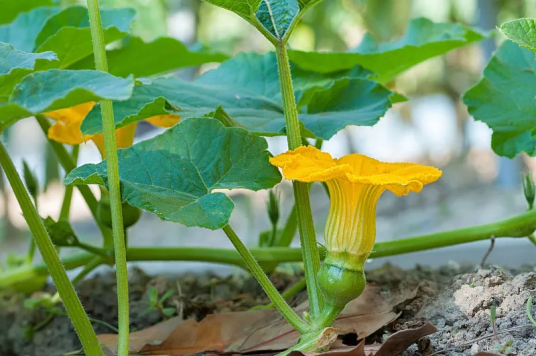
[0,42,58,101]
[68,36,228,78]
[66,118,282,230]
[463,40,536,158]
[289,17,487,83]
[500,18,536,53]
[0,6,135,68]
[255,0,299,40]
[81,52,395,140]
[0,69,135,131]
[0,0,53,25]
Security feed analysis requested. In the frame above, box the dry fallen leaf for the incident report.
[96,284,422,355]
[363,322,437,356]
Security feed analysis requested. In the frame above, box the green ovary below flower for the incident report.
[270,146,442,309]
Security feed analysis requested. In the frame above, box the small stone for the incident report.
[470,343,480,355]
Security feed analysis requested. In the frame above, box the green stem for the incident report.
[77,242,109,257]
[276,41,324,318]
[59,145,79,220]
[86,0,129,354]
[4,207,536,291]
[222,225,309,334]
[252,277,306,310]
[0,141,103,355]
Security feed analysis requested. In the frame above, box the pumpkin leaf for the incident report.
[0,5,135,68]
[0,6,61,52]
[0,0,54,25]
[0,42,58,101]
[202,0,262,24]
[255,0,299,40]
[65,118,281,230]
[67,36,228,78]
[500,18,536,53]
[34,6,136,68]
[81,52,394,140]
[463,40,536,158]
[0,69,134,131]
[289,17,487,83]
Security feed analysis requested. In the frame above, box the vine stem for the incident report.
[59,145,79,220]
[275,42,324,318]
[0,140,103,355]
[86,0,129,354]
[222,225,309,334]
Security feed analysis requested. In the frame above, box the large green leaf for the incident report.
[0,6,135,68]
[0,69,134,131]
[66,118,281,230]
[202,0,262,23]
[289,17,487,83]
[35,6,136,68]
[500,19,536,53]
[463,40,536,158]
[67,36,228,77]
[81,52,394,140]
[0,6,61,52]
[0,0,53,25]
[0,42,58,101]
[255,0,299,40]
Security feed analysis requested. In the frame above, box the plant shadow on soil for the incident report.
[0,263,535,356]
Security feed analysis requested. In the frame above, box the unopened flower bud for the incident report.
[523,172,535,210]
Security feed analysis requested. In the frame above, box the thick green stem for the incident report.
[276,41,324,318]
[528,234,536,247]
[222,225,309,334]
[4,208,536,291]
[0,141,103,355]
[86,0,129,354]
[59,145,79,220]
[252,277,306,310]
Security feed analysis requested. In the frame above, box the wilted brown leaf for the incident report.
[97,284,420,355]
[363,322,437,355]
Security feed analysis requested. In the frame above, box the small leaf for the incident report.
[43,217,79,247]
[68,36,228,78]
[66,118,282,230]
[162,308,176,317]
[255,0,299,40]
[463,40,536,158]
[159,289,175,304]
[500,19,536,53]
[0,0,54,25]
[289,17,487,82]
[0,42,58,101]
[80,52,393,140]
[148,288,158,304]
[22,160,39,200]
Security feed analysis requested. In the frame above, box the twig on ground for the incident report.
[480,235,495,268]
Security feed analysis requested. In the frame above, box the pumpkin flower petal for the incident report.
[45,102,96,145]
[91,123,138,159]
[145,115,181,128]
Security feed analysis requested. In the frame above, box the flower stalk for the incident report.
[85,0,129,354]
[0,140,103,355]
[275,41,324,318]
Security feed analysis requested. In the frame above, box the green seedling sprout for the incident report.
[140,287,176,319]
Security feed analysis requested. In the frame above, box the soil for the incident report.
[0,263,535,356]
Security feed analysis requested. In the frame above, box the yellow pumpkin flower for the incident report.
[270,145,442,308]
[45,102,180,158]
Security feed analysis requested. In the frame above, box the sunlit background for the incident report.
[2,0,536,274]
